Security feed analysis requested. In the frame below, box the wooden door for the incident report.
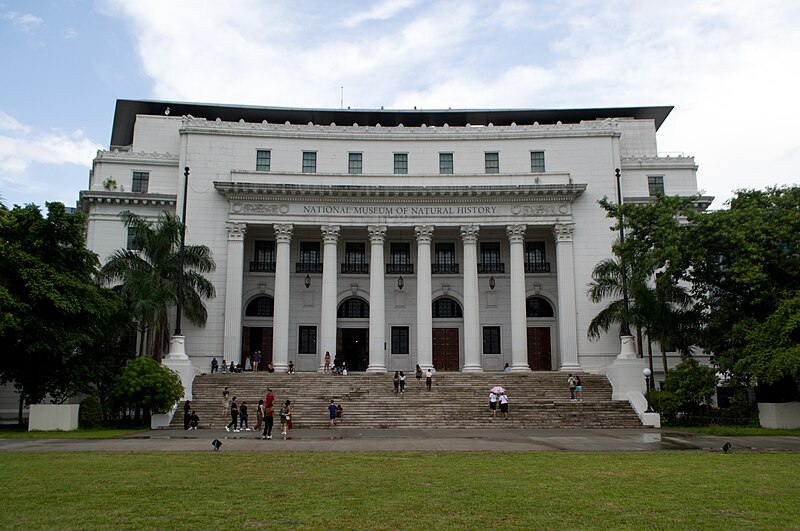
[527,327,551,370]
[260,327,273,367]
[433,328,460,371]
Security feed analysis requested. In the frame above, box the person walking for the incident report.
[226,396,239,432]
[261,401,274,440]
[279,400,292,437]
[324,351,331,374]
[575,376,583,401]
[415,364,423,390]
[254,399,264,432]
[567,374,577,401]
[240,401,250,430]
[221,387,230,416]
[328,399,337,427]
[393,371,400,394]
[489,391,498,418]
[399,371,406,394]
[265,388,275,408]
[426,368,433,391]
[499,392,509,419]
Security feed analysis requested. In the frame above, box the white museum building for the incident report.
[79,100,708,377]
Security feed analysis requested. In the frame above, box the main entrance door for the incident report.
[433,328,460,371]
[243,326,273,369]
[338,328,369,371]
[527,327,551,370]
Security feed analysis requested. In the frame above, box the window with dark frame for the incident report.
[388,242,412,273]
[132,171,149,193]
[298,326,317,354]
[485,152,499,174]
[394,153,408,174]
[524,241,549,272]
[344,242,366,273]
[126,227,142,250]
[252,240,275,272]
[245,296,274,317]
[479,242,502,270]
[526,297,554,317]
[256,150,271,171]
[531,151,545,173]
[433,242,457,273]
[391,327,410,354]
[348,152,362,174]
[337,298,370,318]
[439,153,453,174]
[648,175,665,196]
[297,241,321,272]
[302,151,317,173]
[432,297,463,318]
[483,326,501,354]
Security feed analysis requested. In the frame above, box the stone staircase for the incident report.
[171,372,643,430]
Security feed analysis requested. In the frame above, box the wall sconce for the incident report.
[489,276,496,290]
[304,274,311,289]
[533,283,541,295]
[397,276,404,290]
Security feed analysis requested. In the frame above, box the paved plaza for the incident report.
[2,428,799,453]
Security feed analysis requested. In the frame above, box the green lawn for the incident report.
[0,426,148,439]
[1,452,798,529]
[669,426,800,437]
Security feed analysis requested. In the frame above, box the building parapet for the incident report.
[78,191,177,212]
[621,155,697,170]
[94,150,180,166]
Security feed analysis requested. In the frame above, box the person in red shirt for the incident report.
[265,388,275,408]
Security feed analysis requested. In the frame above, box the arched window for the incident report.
[245,296,274,317]
[432,297,463,318]
[337,297,370,318]
[526,296,554,318]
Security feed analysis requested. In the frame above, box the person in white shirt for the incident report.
[489,391,498,417]
[426,369,433,391]
[499,392,509,419]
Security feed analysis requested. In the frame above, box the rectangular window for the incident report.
[252,240,275,272]
[483,326,501,354]
[132,171,149,193]
[298,241,321,272]
[391,327,410,354]
[299,326,317,354]
[439,153,453,174]
[126,227,142,251]
[302,151,317,173]
[480,242,501,267]
[530,151,545,173]
[394,153,408,174]
[433,242,457,273]
[256,150,271,171]
[343,242,366,273]
[348,152,362,174]
[388,242,413,273]
[525,241,549,272]
[485,152,499,174]
[648,175,665,196]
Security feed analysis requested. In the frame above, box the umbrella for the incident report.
[490,386,505,394]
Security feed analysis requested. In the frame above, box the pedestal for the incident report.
[162,335,195,401]
[606,356,646,401]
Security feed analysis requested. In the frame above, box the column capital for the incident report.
[368,225,387,243]
[321,225,341,244]
[274,224,293,243]
[460,225,480,244]
[225,221,247,241]
[415,225,434,244]
[506,224,527,244]
[553,222,575,242]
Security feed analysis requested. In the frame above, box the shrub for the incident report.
[650,390,681,425]
[79,396,103,428]
[110,357,183,420]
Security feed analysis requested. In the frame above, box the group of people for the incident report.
[183,401,200,430]
[323,352,349,376]
[221,386,295,439]
[488,391,509,419]
[567,374,584,401]
[211,357,276,374]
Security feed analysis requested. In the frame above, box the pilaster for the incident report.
[461,225,483,372]
[223,221,246,364]
[507,224,530,371]
[367,225,387,372]
[415,225,434,370]
[272,224,293,372]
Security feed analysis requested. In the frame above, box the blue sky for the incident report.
[2,0,799,209]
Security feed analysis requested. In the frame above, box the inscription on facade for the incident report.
[232,202,569,217]
[302,205,498,216]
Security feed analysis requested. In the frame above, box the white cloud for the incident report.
[2,11,43,32]
[342,0,419,28]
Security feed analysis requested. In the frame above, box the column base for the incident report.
[366,365,387,373]
[559,363,582,372]
[617,335,637,360]
[461,364,484,373]
[510,364,532,372]
[162,335,195,401]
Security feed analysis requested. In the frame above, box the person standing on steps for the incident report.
[221,387,230,416]
[399,371,406,394]
[575,376,583,401]
[393,371,400,394]
[265,388,275,408]
[255,399,264,432]
[324,351,331,374]
[183,400,192,430]
[426,368,433,391]
[226,396,239,432]
[415,364,423,390]
[221,358,227,374]
[489,391,498,418]
[328,399,337,427]
[239,401,250,430]
[499,391,509,419]
[567,374,577,401]
[261,400,274,440]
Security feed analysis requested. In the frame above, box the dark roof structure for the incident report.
[110,99,673,148]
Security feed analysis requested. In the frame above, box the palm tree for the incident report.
[98,211,216,361]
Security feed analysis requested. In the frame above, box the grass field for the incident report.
[0,426,148,439]
[2,452,798,529]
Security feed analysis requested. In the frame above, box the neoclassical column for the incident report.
[367,225,387,372]
[507,224,531,371]
[554,223,581,371]
[461,225,483,372]
[415,226,434,370]
[319,225,340,371]
[272,224,293,372]
[223,222,247,364]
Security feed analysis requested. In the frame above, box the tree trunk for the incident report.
[661,346,669,375]
[636,326,644,359]
[17,394,25,426]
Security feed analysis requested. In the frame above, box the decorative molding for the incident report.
[415,225,434,244]
[274,224,293,242]
[506,224,526,243]
[231,203,288,215]
[78,191,177,211]
[511,203,571,216]
[460,225,480,243]
[94,150,179,166]
[225,221,247,241]
[321,225,341,243]
[553,223,575,242]
[367,225,387,243]
[620,155,697,169]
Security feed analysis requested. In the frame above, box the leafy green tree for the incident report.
[0,203,121,423]
[98,211,216,361]
[110,356,184,423]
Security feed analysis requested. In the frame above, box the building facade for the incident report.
[79,100,707,375]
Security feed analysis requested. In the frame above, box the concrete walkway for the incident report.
[2,428,800,452]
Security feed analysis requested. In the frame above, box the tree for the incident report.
[110,356,183,423]
[0,203,121,423]
[98,211,216,361]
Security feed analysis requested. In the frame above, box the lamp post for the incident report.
[643,368,654,413]
[174,166,189,336]
[615,168,632,337]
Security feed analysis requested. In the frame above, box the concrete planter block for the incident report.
[758,402,800,429]
[28,404,80,431]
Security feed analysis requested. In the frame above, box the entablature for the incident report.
[621,155,697,171]
[78,191,177,212]
[94,150,180,167]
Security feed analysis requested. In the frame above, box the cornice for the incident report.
[625,195,714,211]
[213,182,587,203]
[78,190,177,211]
[94,150,180,167]
[621,155,697,170]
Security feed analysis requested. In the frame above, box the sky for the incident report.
[1,0,799,210]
